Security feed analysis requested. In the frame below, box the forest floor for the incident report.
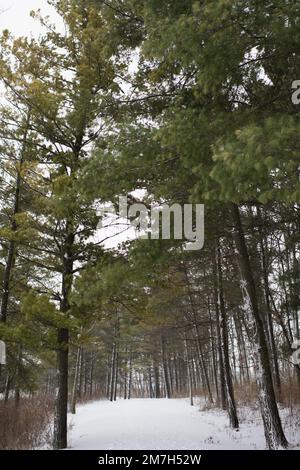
[67,398,300,450]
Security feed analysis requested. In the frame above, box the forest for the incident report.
[0,0,300,452]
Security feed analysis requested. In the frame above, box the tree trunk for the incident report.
[113,344,119,401]
[4,373,11,403]
[53,328,69,449]
[106,353,111,400]
[257,207,282,398]
[217,246,239,429]
[128,351,132,400]
[89,353,94,397]
[148,366,154,398]
[184,339,193,406]
[194,328,214,403]
[153,358,160,398]
[53,230,74,449]
[123,351,128,400]
[78,349,84,399]
[161,335,172,398]
[71,346,81,414]
[213,254,227,410]
[208,299,220,404]
[110,341,116,402]
[231,203,288,449]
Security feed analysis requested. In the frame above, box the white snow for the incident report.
[67,398,300,450]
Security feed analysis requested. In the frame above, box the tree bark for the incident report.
[153,358,160,398]
[212,253,227,410]
[161,334,172,399]
[257,207,282,398]
[89,352,94,397]
[231,203,288,449]
[71,346,82,414]
[128,350,132,400]
[53,230,74,449]
[184,339,193,406]
[53,327,69,449]
[217,246,239,429]
[110,340,117,402]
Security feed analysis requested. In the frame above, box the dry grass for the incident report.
[233,377,300,408]
[234,380,260,408]
[0,395,53,450]
[280,378,300,407]
[76,389,107,406]
[198,377,300,412]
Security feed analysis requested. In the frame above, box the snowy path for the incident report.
[68,398,276,450]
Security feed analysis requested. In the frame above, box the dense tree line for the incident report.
[0,0,299,450]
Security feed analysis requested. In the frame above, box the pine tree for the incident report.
[0,0,136,448]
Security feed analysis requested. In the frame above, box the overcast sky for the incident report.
[0,0,60,37]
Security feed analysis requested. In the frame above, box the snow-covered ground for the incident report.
[68,398,300,450]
